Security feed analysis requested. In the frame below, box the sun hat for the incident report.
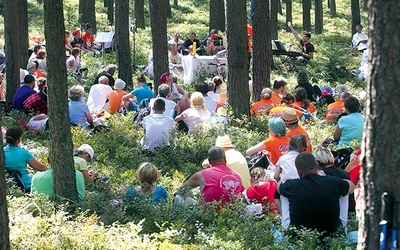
[215,135,235,148]
[159,72,170,83]
[77,144,94,160]
[114,79,126,90]
[268,117,287,137]
[281,108,299,123]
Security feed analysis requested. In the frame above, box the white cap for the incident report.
[77,144,94,160]
[114,79,126,90]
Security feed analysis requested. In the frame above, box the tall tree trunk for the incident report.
[302,0,311,31]
[107,0,114,25]
[79,0,87,27]
[278,0,283,15]
[115,0,133,89]
[166,0,171,18]
[270,0,278,40]
[285,0,292,32]
[329,0,336,17]
[4,0,21,105]
[173,0,178,7]
[362,0,368,11]
[43,0,78,206]
[351,0,360,36]
[79,0,96,32]
[149,0,168,93]
[359,1,400,249]
[252,0,270,102]
[314,0,323,34]
[19,0,29,69]
[210,0,225,32]
[135,0,145,29]
[0,117,10,250]
[226,0,249,118]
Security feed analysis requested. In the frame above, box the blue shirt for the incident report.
[13,85,36,110]
[4,145,35,189]
[338,112,364,146]
[125,185,168,202]
[131,85,154,106]
[69,101,91,129]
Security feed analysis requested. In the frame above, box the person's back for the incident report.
[326,100,345,121]
[336,96,364,146]
[87,77,113,112]
[13,75,37,110]
[23,88,48,115]
[108,79,128,114]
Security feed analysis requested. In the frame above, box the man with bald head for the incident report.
[87,75,113,113]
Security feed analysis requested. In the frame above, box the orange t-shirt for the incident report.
[271,92,282,106]
[216,92,227,109]
[293,101,316,114]
[263,135,290,165]
[247,25,253,53]
[108,89,128,114]
[82,32,95,49]
[287,125,312,152]
[269,106,303,119]
[326,100,345,121]
[251,99,274,115]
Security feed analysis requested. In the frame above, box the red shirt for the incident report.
[82,32,95,49]
[23,93,48,114]
[246,180,278,213]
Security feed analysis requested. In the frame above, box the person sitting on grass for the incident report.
[68,85,93,129]
[326,91,351,122]
[73,144,98,182]
[287,22,314,62]
[281,108,312,152]
[251,87,275,115]
[108,79,128,115]
[122,74,154,112]
[125,162,168,203]
[293,87,317,115]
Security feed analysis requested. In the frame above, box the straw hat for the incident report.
[281,108,299,123]
[215,135,235,149]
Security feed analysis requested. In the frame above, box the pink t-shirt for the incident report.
[201,164,245,204]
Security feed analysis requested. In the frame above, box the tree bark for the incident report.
[149,0,168,93]
[19,0,29,69]
[329,0,336,17]
[4,0,21,105]
[79,0,96,32]
[107,0,114,26]
[358,1,400,249]
[79,0,86,27]
[270,0,278,40]
[209,0,225,32]
[166,0,171,18]
[115,0,133,89]
[302,0,311,31]
[252,0,270,102]
[135,0,145,29]
[350,0,360,36]
[285,0,292,33]
[226,0,250,118]
[362,0,368,11]
[314,0,323,34]
[173,0,178,7]
[43,0,78,206]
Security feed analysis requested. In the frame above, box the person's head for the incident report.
[281,108,299,125]
[157,84,171,98]
[74,144,95,162]
[268,117,287,137]
[85,23,93,34]
[194,82,209,96]
[212,76,223,89]
[215,134,235,150]
[207,81,215,92]
[294,87,308,102]
[208,146,226,165]
[68,85,85,101]
[64,30,70,38]
[190,91,205,109]
[313,145,334,168]
[98,75,109,85]
[36,50,46,59]
[189,32,196,41]
[281,93,294,105]
[71,48,80,57]
[173,32,180,40]
[137,73,147,85]
[153,98,166,113]
[137,162,159,193]
[302,32,311,44]
[356,24,363,33]
[105,64,118,76]
[250,167,267,186]
[170,44,178,53]
[295,152,317,177]
[114,79,126,90]
[27,61,38,72]
[210,29,218,36]
[39,87,48,99]
[289,134,307,152]
[72,29,81,38]
[333,85,349,97]
[5,126,23,146]
[297,71,309,85]
[159,72,172,84]
[261,87,273,100]
[24,74,36,85]
[345,96,360,113]
[33,44,43,54]
[339,91,351,101]
[273,77,287,92]
[36,77,47,90]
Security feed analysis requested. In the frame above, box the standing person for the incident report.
[68,85,93,129]
[86,76,113,113]
[122,74,154,112]
[93,64,118,88]
[278,152,355,238]
[287,21,315,62]
[281,108,312,152]
[12,75,36,111]
[108,79,128,115]
[352,24,368,52]
[4,126,48,192]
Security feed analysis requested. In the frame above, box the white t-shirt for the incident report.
[180,107,211,135]
[148,97,177,117]
[87,84,113,112]
[204,96,217,115]
[352,32,368,51]
[141,114,176,150]
[276,150,300,180]
[27,117,48,133]
[66,55,80,72]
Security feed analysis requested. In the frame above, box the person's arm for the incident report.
[122,93,134,101]
[303,51,314,59]
[80,169,98,182]
[176,84,189,100]
[28,158,47,171]
[174,113,184,122]
[345,179,356,194]
[287,21,301,43]
[86,112,93,124]
[344,153,360,173]
[334,125,341,141]
[246,141,266,156]
[178,171,204,191]
[274,165,282,182]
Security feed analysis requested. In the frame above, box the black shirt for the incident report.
[93,71,115,87]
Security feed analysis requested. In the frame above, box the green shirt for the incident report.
[31,169,85,203]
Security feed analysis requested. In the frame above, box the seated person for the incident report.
[12,75,37,111]
[73,144,98,182]
[23,87,48,115]
[251,87,275,115]
[82,23,100,53]
[26,114,49,134]
[125,162,168,202]
[35,50,47,77]
[294,71,317,102]
[352,24,368,52]
[293,87,317,114]
[206,29,225,55]
[4,126,48,192]
[334,96,364,146]
[66,48,88,76]
[269,94,305,119]
[181,32,202,55]
[93,64,118,88]
[64,30,73,53]
[326,91,351,122]
[176,146,245,207]
[70,29,88,54]
[194,82,217,115]
[31,167,85,203]
[28,44,43,63]
[108,79,128,115]
[86,76,113,113]
[168,44,183,77]
[148,84,178,117]
[160,72,190,112]
[141,98,176,151]
[68,85,93,129]
[122,74,154,112]
[271,77,288,106]
[287,21,314,62]
[281,108,312,152]
[344,149,362,185]
[246,117,290,166]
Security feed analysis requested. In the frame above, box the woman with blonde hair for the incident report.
[125,162,168,202]
[175,91,211,135]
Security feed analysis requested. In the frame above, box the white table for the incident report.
[182,55,226,84]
